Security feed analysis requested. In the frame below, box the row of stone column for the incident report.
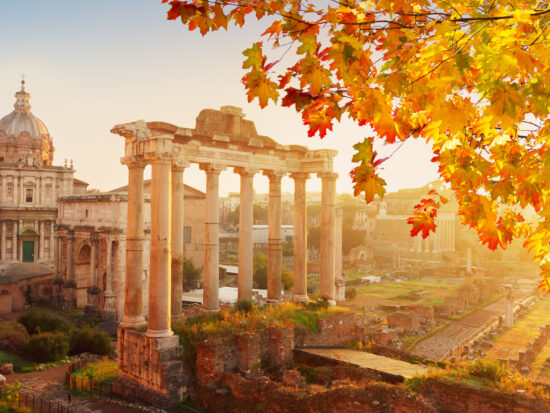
[121,156,339,338]
[0,219,54,261]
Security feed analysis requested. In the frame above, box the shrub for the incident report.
[183,259,202,291]
[68,328,113,356]
[253,267,268,289]
[0,322,29,353]
[18,309,69,335]
[345,286,357,303]
[234,299,255,314]
[24,332,69,362]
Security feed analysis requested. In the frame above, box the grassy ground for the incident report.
[487,294,550,360]
[354,279,460,307]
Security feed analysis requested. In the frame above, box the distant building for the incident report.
[353,181,457,267]
[0,81,88,267]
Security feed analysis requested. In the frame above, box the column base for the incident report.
[266,298,284,305]
[326,299,336,307]
[201,307,220,313]
[292,294,309,303]
[171,313,186,320]
[120,315,147,329]
[146,328,174,338]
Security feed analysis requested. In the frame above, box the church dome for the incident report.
[0,81,49,139]
[0,81,54,166]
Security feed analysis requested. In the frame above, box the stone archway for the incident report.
[21,229,37,263]
[75,244,91,307]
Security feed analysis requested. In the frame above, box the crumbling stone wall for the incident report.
[419,378,550,413]
[191,372,437,413]
[294,312,367,347]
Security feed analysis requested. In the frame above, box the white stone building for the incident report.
[0,81,87,267]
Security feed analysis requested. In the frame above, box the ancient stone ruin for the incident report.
[111,106,341,405]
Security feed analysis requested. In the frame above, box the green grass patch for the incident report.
[0,351,35,373]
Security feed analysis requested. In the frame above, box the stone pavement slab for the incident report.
[299,348,429,379]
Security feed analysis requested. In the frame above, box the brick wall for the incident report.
[116,327,185,409]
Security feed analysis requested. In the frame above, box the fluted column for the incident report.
[264,171,284,302]
[90,232,99,286]
[200,164,225,311]
[171,162,188,319]
[147,156,173,337]
[319,172,337,305]
[235,167,257,301]
[291,173,309,302]
[120,160,146,329]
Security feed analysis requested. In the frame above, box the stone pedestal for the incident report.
[116,327,185,409]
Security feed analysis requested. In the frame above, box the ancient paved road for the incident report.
[300,348,429,378]
[412,297,506,360]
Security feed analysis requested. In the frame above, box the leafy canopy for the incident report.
[163,0,550,288]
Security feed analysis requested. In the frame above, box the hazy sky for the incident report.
[0,0,438,196]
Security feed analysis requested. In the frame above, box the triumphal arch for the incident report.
[111,106,338,404]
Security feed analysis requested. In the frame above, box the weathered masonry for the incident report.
[111,106,339,404]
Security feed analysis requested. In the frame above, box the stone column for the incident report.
[319,172,337,305]
[200,164,225,311]
[12,221,17,261]
[1,177,5,205]
[147,156,173,337]
[335,208,345,302]
[13,177,18,207]
[53,234,60,277]
[504,285,514,328]
[104,236,116,315]
[264,171,284,302]
[90,232,98,286]
[39,221,44,261]
[235,167,257,301]
[171,162,188,319]
[49,223,54,259]
[1,221,5,261]
[291,173,309,302]
[66,229,75,281]
[120,161,147,329]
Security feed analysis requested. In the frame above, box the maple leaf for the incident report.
[242,42,264,70]
[165,0,550,289]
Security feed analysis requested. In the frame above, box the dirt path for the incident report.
[7,364,145,413]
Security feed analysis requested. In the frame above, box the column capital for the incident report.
[290,172,310,181]
[318,172,338,180]
[262,170,286,182]
[200,163,226,175]
[121,157,147,168]
[234,167,259,177]
[145,152,173,164]
[172,160,190,171]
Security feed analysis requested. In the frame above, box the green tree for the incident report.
[281,266,294,291]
